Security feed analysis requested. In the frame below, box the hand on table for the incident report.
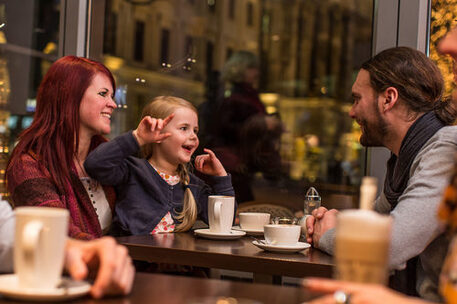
[64,237,135,299]
[302,278,428,304]
[305,207,338,246]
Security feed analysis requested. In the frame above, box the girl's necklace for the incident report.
[148,159,177,176]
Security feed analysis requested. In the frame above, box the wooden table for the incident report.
[117,233,333,282]
[0,273,321,304]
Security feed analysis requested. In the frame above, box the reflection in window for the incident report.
[247,2,254,27]
[229,0,235,20]
[101,0,373,210]
[104,9,117,55]
[160,29,170,66]
[134,20,145,62]
[1,1,60,199]
[208,0,216,13]
[206,41,214,75]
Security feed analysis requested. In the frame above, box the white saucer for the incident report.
[252,240,311,253]
[194,228,246,240]
[0,274,91,301]
[232,225,264,236]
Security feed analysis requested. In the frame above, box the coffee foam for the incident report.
[336,209,391,241]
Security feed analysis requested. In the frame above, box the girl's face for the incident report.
[154,107,199,169]
[79,73,116,139]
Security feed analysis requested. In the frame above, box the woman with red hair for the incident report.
[6,56,117,240]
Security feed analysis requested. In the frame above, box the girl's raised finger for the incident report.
[203,148,216,158]
[163,113,175,126]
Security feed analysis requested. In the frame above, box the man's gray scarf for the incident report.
[384,111,445,209]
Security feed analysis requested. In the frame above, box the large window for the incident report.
[0,0,61,198]
[100,0,374,212]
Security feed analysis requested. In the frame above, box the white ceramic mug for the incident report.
[14,207,69,289]
[239,212,270,230]
[208,196,235,234]
[264,224,301,246]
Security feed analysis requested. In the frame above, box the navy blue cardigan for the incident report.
[84,131,235,235]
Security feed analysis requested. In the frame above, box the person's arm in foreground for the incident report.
[302,278,433,304]
[0,201,14,273]
[65,237,135,299]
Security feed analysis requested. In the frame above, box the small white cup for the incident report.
[239,212,270,230]
[208,196,235,234]
[264,224,301,246]
[14,207,69,289]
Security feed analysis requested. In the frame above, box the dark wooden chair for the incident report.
[237,201,295,219]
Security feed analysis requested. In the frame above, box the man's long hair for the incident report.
[362,46,457,124]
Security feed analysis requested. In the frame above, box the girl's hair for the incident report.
[7,56,115,194]
[140,96,198,232]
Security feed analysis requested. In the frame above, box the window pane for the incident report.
[101,0,373,212]
[0,0,61,198]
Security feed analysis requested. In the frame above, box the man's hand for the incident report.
[306,207,338,246]
[305,206,328,244]
[64,237,135,299]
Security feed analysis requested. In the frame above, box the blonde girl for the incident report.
[85,96,235,235]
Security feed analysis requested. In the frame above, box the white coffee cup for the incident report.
[239,212,270,230]
[264,224,301,246]
[14,207,69,289]
[208,196,235,234]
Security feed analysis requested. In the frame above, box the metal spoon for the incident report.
[249,235,267,245]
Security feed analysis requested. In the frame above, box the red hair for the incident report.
[7,56,115,194]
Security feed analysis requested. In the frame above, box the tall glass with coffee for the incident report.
[334,209,392,284]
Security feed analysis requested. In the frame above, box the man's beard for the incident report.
[359,104,388,147]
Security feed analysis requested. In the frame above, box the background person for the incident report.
[306,47,457,301]
[302,25,457,304]
[6,56,117,240]
[205,50,282,203]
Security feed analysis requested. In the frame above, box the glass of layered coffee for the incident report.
[334,209,392,284]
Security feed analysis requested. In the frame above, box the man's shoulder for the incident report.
[432,125,457,142]
[417,126,457,155]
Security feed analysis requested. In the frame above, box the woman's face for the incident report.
[79,73,116,139]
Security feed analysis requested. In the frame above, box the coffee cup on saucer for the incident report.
[14,207,69,289]
[263,224,301,246]
[239,212,270,231]
[208,196,235,234]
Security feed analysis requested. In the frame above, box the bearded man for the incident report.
[306,46,457,301]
